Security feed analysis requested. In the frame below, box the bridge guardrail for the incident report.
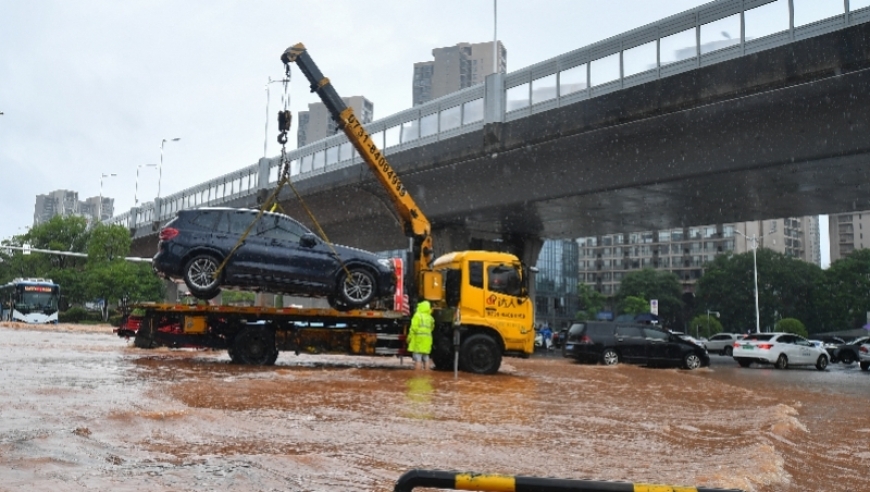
[109,0,870,231]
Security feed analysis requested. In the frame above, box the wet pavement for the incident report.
[1,323,869,492]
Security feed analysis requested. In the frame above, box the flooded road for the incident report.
[1,323,868,492]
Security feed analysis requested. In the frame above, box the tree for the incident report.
[688,314,723,339]
[575,283,606,320]
[776,318,808,338]
[815,249,870,331]
[620,295,649,316]
[615,268,683,328]
[84,224,162,320]
[695,250,823,333]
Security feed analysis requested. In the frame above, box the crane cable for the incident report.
[212,66,355,299]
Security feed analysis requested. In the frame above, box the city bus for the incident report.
[0,278,60,324]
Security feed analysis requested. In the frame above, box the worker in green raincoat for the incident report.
[407,300,434,370]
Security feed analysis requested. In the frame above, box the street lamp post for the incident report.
[99,173,117,223]
[735,224,776,333]
[158,137,181,199]
[135,164,157,206]
[705,309,720,339]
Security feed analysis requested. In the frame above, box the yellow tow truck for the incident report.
[132,44,535,374]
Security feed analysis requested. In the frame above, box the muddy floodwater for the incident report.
[1,323,869,492]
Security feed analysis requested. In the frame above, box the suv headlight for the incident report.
[378,259,393,269]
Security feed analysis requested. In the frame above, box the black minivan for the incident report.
[561,322,709,370]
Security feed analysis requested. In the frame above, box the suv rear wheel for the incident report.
[183,254,222,299]
[601,348,619,366]
[336,267,377,308]
[723,346,733,357]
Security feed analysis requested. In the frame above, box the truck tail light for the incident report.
[159,227,179,241]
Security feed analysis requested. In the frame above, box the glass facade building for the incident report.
[534,239,579,329]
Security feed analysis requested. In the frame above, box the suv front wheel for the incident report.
[336,267,377,308]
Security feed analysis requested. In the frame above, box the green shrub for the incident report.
[59,307,89,323]
[775,318,808,338]
[109,314,124,327]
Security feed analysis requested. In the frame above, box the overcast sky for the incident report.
[1,0,837,266]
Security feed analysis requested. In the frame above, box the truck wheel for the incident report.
[183,254,223,300]
[839,352,855,365]
[232,327,278,365]
[459,334,501,374]
[133,320,158,349]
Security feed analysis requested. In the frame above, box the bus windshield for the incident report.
[17,291,59,312]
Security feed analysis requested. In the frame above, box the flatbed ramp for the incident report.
[131,303,409,364]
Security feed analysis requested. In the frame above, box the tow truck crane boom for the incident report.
[281,43,434,292]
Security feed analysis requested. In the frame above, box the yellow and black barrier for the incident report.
[393,470,745,492]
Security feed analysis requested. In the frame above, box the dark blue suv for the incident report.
[152,208,396,310]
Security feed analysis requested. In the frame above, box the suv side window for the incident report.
[215,211,230,233]
[229,212,256,235]
[712,334,730,341]
[279,216,309,242]
[616,325,643,338]
[644,328,669,341]
[587,324,614,338]
[190,211,218,229]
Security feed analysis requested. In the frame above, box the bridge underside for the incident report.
[268,66,870,253]
[130,21,870,258]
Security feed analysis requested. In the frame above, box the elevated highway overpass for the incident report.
[116,0,870,265]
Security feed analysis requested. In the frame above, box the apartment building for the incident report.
[829,211,870,261]
[578,217,821,295]
[33,189,114,226]
[413,41,506,106]
[296,96,374,148]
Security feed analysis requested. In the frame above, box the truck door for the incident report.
[483,262,529,343]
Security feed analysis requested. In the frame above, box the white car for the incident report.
[859,342,870,371]
[704,333,742,356]
[732,332,829,370]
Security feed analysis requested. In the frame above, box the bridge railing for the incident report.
[109,0,870,231]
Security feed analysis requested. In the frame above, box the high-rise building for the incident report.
[296,96,374,148]
[578,216,822,296]
[32,189,114,227]
[829,211,870,261]
[33,190,80,226]
[413,41,507,106]
[534,239,579,329]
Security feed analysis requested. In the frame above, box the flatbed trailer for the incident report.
[132,303,408,365]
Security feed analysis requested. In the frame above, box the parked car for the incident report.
[561,321,709,370]
[859,342,870,371]
[732,332,828,370]
[152,208,396,310]
[814,335,846,362]
[704,333,743,356]
[832,336,870,365]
